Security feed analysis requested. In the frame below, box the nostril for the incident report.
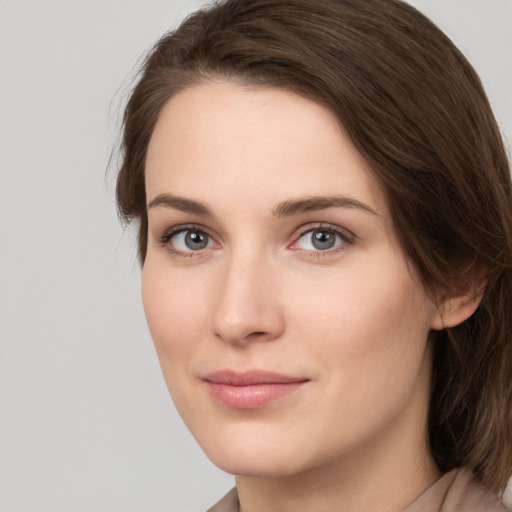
[245,331,276,342]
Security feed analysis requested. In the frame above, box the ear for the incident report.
[430,276,486,331]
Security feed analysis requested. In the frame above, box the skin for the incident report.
[142,81,462,511]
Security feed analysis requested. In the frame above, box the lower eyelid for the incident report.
[165,246,198,258]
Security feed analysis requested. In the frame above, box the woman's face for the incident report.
[142,82,441,477]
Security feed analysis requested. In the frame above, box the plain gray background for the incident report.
[0,1,510,511]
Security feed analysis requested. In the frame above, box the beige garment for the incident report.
[207,487,239,512]
[207,468,510,512]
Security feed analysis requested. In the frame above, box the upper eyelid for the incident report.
[294,222,355,240]
[161,223,213,236]
[158,223,217,244]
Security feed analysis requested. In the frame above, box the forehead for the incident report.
[145,81,385,214]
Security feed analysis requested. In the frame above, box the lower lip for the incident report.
[205,381,307,409]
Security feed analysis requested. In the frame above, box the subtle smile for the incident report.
[202,369,310,409]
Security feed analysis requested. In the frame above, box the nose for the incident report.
[210,252,285,345]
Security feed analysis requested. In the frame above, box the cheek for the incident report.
[141,259,211,364]
[290,254,434,392]
[282,261,434,452]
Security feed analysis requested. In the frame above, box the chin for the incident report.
[196,429,317,478]
[208,452,305,478]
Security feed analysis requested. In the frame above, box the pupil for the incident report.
[312,230,335,250]
[185,231,208,250]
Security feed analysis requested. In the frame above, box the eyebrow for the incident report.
[147,193,378,217]
[147,194,213,216]
[272,195,378,217]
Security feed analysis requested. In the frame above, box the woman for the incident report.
[115,0,512,510]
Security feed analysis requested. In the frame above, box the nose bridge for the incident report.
[210,247,284,344]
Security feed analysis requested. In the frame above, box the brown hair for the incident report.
[116,0,512,492]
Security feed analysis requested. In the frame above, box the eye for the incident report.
[297,229,341,251]
[290,225,353,253]
[160,226,217,254]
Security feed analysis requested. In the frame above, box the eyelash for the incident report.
[158,224,216,258]
[158,222,355,258]
[293,223,355,257]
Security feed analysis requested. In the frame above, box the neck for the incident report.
[236,431,440,512]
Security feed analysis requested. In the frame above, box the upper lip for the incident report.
[203,369,309,386]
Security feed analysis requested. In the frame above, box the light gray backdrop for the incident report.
[0,1,510,511]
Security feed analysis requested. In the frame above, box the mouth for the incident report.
[202,369,310,409]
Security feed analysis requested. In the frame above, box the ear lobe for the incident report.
[430,283,485,331]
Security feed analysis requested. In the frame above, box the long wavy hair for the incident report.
[116,0,512,492]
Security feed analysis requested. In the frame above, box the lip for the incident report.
[202,369,309,409]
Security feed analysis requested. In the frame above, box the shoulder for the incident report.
[406,468,511,512]
[442,469,511,512]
